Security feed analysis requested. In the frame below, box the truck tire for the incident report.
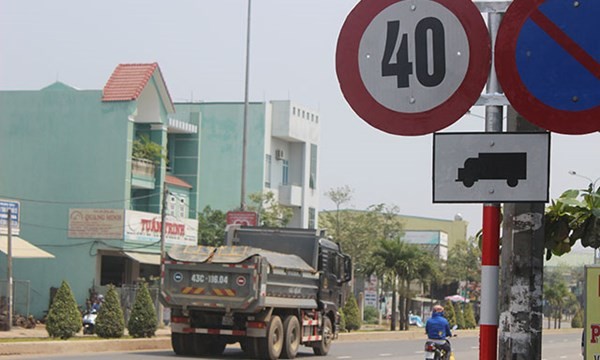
[171,333,193,355]
[281,315,300,359]
[241,338,260,358]
[312,317,332,356]
[192,334,209,355]
[258,315,284,360]
[206,336,227,356]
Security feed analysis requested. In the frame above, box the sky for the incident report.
[1,0,598,238]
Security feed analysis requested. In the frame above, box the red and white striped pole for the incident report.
[480,204,500,359]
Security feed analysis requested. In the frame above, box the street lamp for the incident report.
[568,170,600,192]
[568,170,600,264]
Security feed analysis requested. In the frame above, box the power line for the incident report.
[0,192,161,205]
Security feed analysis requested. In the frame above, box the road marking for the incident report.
[471,346,479,349]
[337,356,352,359]
[559,356,567,359]
[378,354,392,357]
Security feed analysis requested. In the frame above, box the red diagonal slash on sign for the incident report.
[530,9,600,80]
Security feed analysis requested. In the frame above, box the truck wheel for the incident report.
[507,178,518,187]
[171,333,193,355]
[206,337,227,356]
[241,338,260,358]
[312,317,332,356]
[258,315,284,360]
[192,333,208,355]
[281,315,300,359]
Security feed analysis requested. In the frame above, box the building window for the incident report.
[309,144,317,189]
[292,107,296,116]
[282,159,289,185]
[308,207,316,229]
[265,154,272,188]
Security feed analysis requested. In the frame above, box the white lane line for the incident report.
[378,354,393,357]
[337,356,352,359]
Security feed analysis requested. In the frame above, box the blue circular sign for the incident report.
[496,0,600,134]
[173,272,183,283]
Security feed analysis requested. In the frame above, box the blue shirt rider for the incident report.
[425,304,453,357]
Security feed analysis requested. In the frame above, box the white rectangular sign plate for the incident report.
[433,132,550,203]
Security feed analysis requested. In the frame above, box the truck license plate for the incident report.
[222,315,234,326]
[190,273,229,284]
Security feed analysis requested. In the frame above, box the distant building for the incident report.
[403,230,449,261]
[174,101,320,228]
[0,63,321,318]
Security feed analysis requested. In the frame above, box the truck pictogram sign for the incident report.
[456,152,527,188]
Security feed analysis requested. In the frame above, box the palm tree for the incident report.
[366,238,437,330]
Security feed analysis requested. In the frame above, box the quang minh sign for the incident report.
[124,210,197,246]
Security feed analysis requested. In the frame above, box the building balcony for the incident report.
[131,158,156,189]
[278,184,302,207]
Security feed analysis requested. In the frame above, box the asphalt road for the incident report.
[7,332,581,360]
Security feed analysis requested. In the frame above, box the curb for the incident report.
[0,328,580,357]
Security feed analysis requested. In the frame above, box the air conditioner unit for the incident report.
[275,149,285,160]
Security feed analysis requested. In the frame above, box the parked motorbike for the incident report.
[82,309,97,335]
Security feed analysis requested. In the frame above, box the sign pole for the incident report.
[480,10,503,360]
[6,209,12,331]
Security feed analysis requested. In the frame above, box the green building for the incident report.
[0,63,322,318]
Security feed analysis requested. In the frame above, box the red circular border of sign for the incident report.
[336,0,491,136]
[495,0,600,135]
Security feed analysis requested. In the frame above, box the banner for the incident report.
[124,210,197,246]
[585,265,600,359]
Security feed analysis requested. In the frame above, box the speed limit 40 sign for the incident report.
[336,0,491,136]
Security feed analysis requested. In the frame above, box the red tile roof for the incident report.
[103,63,158,101]
[165,175,193,189]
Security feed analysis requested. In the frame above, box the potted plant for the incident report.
[132,134,166,164]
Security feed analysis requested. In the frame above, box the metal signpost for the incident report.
[336,0,491,136]
[495,0,600,134]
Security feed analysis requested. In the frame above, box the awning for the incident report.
[124,251,160,265]
[0,236,55,258]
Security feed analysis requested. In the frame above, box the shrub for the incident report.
[46,280,82,339]
[454,302,465,329]
[571,307,583,328]
[464,303,477,329]
[339,309,347,333]
[95,285,125,338]
[444,300,457,328]
[342,294,361,331]
[363,306,379,324]
[127,282,157,338]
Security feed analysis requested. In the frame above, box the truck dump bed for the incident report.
[161,243,320,312]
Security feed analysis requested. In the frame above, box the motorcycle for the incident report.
[424,339,452,360]
[82,309,98,335]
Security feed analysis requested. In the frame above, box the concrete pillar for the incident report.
[498,107,545,359]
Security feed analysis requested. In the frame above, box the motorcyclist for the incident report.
[425,304,453,358]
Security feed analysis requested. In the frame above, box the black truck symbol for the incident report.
[456,152,527,188]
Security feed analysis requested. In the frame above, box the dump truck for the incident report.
[159,226,352,360]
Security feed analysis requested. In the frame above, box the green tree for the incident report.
[197,206,226,246]
[446,237,481,300]
[248,191,292,227]
[363,306,379,324]
[454,302,465,329]
[324,185,353,239]
[95,285,125,338]
[571,307,583,328]
[46,280,82,339]
[342,294,361,331]
[464,303,477,329]
[544,184,600,259]
[444,300,457,328]
[127,283,157,338]
[339,308,347,333]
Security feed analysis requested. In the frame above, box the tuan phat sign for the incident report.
[124,210,197,246]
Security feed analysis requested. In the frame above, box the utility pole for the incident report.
[240,0,252,211]
[6,209,12,331]
[498,107,546,359]
[159,185,168,327]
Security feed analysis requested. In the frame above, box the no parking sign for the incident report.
[496,0,600,134]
